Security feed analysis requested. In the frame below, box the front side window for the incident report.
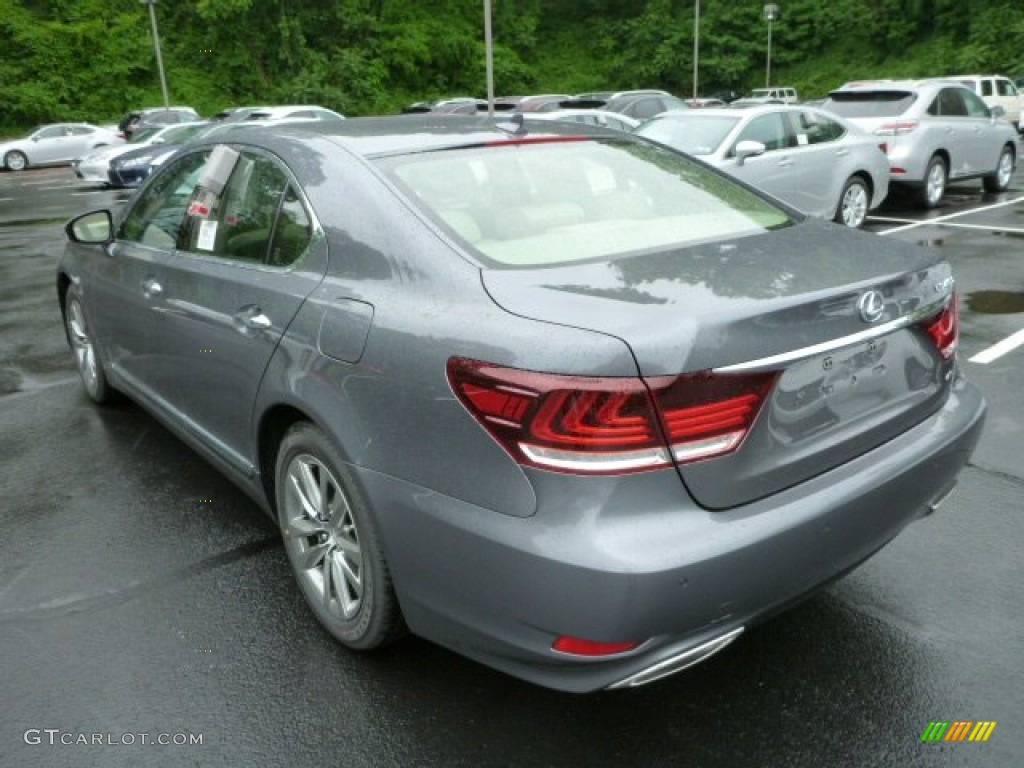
[118,150,209,248]
[735,113,791,152]
[997,78,1017,97]
[961,90,990,118]
[35,126,65,139]
[379,138,793,268]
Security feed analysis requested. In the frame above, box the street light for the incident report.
[764,3,779,89]
[140,0,170,108]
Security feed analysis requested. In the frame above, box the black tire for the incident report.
[983,145,1015,193]
[64,284,114,404]
[275,422,404,650]
[834,176,870,228]
[917,155,947,208]
[4,150,28,172]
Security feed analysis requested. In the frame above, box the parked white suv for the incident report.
[743,87,799,104]
[947,75,1022,129]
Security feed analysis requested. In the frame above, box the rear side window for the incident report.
[379,138,793,268]
[824,91,916,118]
[791,111,845,144]
[929,88,968,117]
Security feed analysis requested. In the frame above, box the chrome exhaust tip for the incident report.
[607,626,744,690]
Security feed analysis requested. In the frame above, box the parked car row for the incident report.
[57,113,986,692]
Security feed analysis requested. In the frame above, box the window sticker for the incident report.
[796,133,809,145]
[197,220,218,251]
[187,189,218,218]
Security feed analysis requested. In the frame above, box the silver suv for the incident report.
[823,80,1018,207]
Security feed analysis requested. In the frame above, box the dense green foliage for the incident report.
[1,0,1023,129]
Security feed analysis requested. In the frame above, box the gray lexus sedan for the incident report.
[58,116,986,692]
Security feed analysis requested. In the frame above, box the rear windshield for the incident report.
[376,138,793,268]
[823,91,917,118]
[637,115,740,155]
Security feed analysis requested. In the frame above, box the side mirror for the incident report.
[734,140,766,166]
[65,210,114,245]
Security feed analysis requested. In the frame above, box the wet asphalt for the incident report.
[0,168,1021,768]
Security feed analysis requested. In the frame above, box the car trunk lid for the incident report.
[481,219,956,509]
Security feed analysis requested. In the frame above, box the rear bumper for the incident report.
[357,378,986,692]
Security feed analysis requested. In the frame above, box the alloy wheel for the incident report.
[281,453,364,620]
[67,298,100,397]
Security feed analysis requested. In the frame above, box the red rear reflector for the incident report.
[448,358,777,474]
[552,636,642,656]
[921,293,959,360]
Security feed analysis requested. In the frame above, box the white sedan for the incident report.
[0,123,123,171]
[635,105,890,228]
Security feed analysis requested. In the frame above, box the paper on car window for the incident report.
[197,220,218,251]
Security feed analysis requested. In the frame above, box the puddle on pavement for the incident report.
[966,290,1024,314]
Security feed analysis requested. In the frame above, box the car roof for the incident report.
[832,79,966,93]
[190,114,620,158]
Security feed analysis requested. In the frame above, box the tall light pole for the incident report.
[764,4,779,89]
[484,0,495,116]
[692,1,700,103]
[140,0,170,108]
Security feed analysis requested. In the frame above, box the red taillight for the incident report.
[447,358,777,474]
[921,293,959,360]
[552,636,642,656]
[650,371,780,463]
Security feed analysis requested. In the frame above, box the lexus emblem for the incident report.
[857,290,885,324]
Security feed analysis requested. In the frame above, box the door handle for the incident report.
[142,278,163,298]
[234,305,272,331]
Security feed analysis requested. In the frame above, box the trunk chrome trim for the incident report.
[607,627,744,689]
[714,297,949,374]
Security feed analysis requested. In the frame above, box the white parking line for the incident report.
[969,328,1024,364]
[879,194,1024,235]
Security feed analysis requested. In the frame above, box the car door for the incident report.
[87,151,209,392]
[64,125,101,161]
[928,88,972,179]
[960,88,1004,173]
[29,125,74,164]
[727,112,798,206]
[781,109,848,217]
[149,145,326,469]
